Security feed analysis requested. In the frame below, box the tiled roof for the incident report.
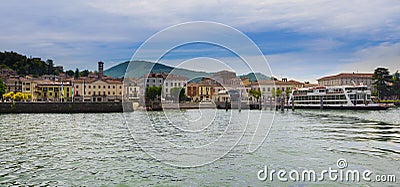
[72,78,122,84]
[256,80,298,86]
[317,73,373,81]
[165,74,188,81]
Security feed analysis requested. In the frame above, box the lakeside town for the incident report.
[0,53,399,111]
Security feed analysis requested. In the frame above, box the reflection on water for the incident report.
[0,108,399,186]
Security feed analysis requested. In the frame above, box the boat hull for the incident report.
[287,105,389,110]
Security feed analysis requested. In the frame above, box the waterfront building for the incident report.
[137,73,188,101]
[4,76,22,93]
[162,74,188,99]
[20,77,37,100]
[34,81,73,102]
[145,73,167,87]
[198,83,213,101]
[125,78,140,101]
[240,78,252,87]
[73,78,123,102]
[212,70,237,85]
[0,68,16,79]
[72,62,124,102]
[252,78,298,99]
[186,82,199,100]
[317,73,374,90]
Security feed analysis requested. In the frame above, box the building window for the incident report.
[113,86,115,89]
[76,85,79,88]
[103,85,106,89]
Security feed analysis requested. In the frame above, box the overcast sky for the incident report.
[1,0,399,82]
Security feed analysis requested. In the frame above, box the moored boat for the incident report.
[288,85,390,110]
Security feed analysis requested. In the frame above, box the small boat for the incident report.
[288,85,390,110]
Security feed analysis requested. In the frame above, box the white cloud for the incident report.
[0,0,399,75]
[86,0,400,37]
[339,42,400,73]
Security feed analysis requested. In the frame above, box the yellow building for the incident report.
[34,81,73,102]
[198,84,213,101]
[73,78,123,102]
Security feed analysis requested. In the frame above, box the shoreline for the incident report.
[0,101,396,113]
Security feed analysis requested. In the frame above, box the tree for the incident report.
[0,79,5,98]
[10,92,32,101]
[46,59,54,75]
[170,87,180,101]
[276,89,283,97]
[249,89,262,101]
[170,87,187,102]
[146,86,162,100]
[3,92,14,100]
[179,88,187,102]
[74,68,80,79]
[271,88,282,97]
[65,70,74,77]
[392,71,400,99]
[373,67,392,99]
[285,88,292,96]
[0,51,52,76]
[80,69,90,77]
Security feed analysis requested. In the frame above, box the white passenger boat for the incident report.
[288,85,389,110]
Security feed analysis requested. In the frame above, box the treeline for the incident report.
[0,51,94,78]
[373,67,400,99]
[0,51,56,76]
[65,69,95,79]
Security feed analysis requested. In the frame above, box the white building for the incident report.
[317,73,374,90]
[125,78,140,101]
[252,79,298,99]
[162,74,188,100]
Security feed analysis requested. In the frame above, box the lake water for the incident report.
[0,108,399,186]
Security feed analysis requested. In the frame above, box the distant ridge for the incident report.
[239,72,271,82]
[104,60,211,80]
[104,60,271,81]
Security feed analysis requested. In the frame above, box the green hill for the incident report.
[239,72,271,82]
[104,60,211,80]
[104,60,271,82]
